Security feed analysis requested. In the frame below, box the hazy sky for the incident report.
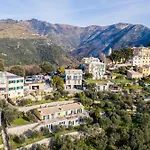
[0,0,150,27]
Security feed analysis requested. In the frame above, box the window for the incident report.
[9,80,14,84]
[77,109,82,113]
[103,86,105,91]
[67,76,71,80]
[8,88,14,91]
[17,86,23,90]
[43,116,46,120]
[17,87,20,90]
[65,111,68,116]
[71,110,73,114]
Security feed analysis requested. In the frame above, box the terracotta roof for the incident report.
[36,102,83,115]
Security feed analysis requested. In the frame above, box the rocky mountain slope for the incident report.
[0,19,150,64]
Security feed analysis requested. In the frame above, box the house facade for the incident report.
[0,71,24,99]
[130,47,150,67]
[85,62,105,79]
[34,102,85,131]
[65,69,82,89]
[96,82,109,91]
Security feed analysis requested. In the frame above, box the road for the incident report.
[16,131,79,150]
[18,100,75,112]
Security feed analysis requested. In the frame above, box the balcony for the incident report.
[42,113,86,125]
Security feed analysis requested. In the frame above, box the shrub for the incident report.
[17,99,32,106]
[55,125,65,133]
[68,125,73,131]
[41,127,50,136]
[23,112,38,123]
[13,135,25,144]
[53,92,61,101]
[45,95,52,100]
[30,130,40,139]
[59,90,69,97]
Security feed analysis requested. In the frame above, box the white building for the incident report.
[85,62,105,79]
[65,69,82,89]
[0,71,24,99]
[130,47,150,67]
[82,57,100,64]
[96,82,109,91]
[82,57,106,80]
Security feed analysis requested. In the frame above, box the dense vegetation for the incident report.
[108,48,133,64]
[48,89,150,150]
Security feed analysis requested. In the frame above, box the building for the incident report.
[0,72,7,98]
[127,70,143,79]
[82,57,106,80]
[65,69,82,89]
[34,102,85,131]
[0,71,24,99]
[138,65,150,77]
[130,47,150,67]
[82,57,100,64]
[85,62,105,79]
[96,82,109,91]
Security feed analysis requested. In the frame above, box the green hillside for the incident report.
[0,38,75,66]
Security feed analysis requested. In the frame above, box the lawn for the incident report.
[110,79,131,84]
[11,117,30,126]
[86,79,107,84]
[124,85,143,90]
[27,99,52,106]
[112,73,126,77]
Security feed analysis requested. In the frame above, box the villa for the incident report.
[34,102,85,131]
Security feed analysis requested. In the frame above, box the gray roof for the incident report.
[6,72,23,79]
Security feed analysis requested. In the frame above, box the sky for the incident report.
[0,0,150,27]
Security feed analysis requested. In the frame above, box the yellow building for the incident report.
[138,65,150,77]
[34,102,84,121]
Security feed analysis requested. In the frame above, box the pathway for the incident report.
[18,100,75,112]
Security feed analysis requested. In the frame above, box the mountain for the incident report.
[0,19,150,65]
[72,23,150,59]
[0,19,76,66]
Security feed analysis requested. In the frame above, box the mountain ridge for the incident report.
[0,18,150,64]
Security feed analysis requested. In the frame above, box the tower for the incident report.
[107,47,112,56]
